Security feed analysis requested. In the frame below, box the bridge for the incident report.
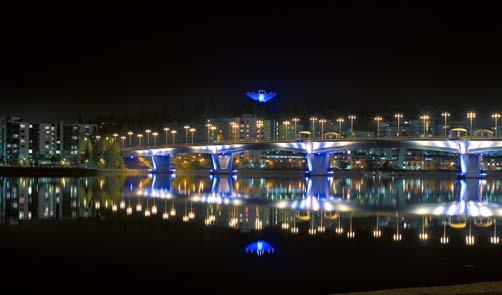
[122,139,502,178]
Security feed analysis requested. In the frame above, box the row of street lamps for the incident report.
[303,111,501,139]
[111,111,502,148]
[113,126,197,148]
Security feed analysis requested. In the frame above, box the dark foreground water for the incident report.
[3,174,502,293]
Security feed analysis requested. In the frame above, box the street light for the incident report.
[171,130,177,145]
[467,111,476,137]
[292,117,300,139]
[441,112,450,137]
[336,118,344,138]
[136,134,143,148]
[310,116,317,139]
[120,136,126,148]
[420,114,430,137]
[348,115,356,137]
[112,133,118,142]
[152,132,158,147]
[127,131,133,147]
[318,119,326,139]
[230,122,239,143]
[145,129,152,148]
[189,128,196,144]
[184,125,190,144]
[282,120,290,140]
[374,116,383,139]
[492,113,501,138]
[163,127,170,145]
[210,126,217,142]
[394,113,403,137]
[205,122,213,143]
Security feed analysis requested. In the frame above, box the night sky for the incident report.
[2,3,502,121]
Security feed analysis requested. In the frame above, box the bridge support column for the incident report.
[211,153,235,174]
[306,152,331,176]
[151,154,174,173]
[459,179,481,202]
[459,153,483,178]
[211,175,235,196]
[306,176,330,198]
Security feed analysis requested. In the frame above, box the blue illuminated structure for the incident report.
[245,240,275,256]
[126,139,502,177]
[246,89,277,103]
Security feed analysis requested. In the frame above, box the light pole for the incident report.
[467,111,476,137]
[348,115,356,137]
[120,136,126,148]
[420,115,430,137]
[171,130,177,145]
[137,134,143,149]
[282,121,290,140]
[394,113,403,137]
[374,116,382,138]
[292,117,300,139]
[441,112,450,137]
[152,132,158,147]
[127,131,133,147]
[492,113,501,138]
[184,125,190,144]
[336,118,344,138]
[112,133,118,142]
[230,122,239,143]
[210,126,217,142]
[189,128,196,144]
[256,120,264,142]
[145,129,152,148]
[318,119,326,139]
[206,123,212,143]
[163,127,170,145]
[310,116,317,139]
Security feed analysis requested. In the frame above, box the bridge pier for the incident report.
[151,154,174,173]
[459,153,484,178]
[306,176,330,198]
[210,175,235,196]
[210,153,236,174]
[306,152,331,176]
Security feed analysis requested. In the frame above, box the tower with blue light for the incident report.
[246,90,277,103]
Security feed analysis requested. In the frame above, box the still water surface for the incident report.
[5,174,502,243]
[4,174,502,292]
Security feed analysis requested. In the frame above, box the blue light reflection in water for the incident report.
[245,240,275,256]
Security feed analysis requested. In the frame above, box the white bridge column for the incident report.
[459,153,482,178]
[211,153,235,174]
[306,152,331,176]
[151,154,173,173]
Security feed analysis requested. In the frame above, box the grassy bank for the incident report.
[339,281,502,294]
[0,166,148,177]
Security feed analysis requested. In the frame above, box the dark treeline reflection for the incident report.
[4,175,502,246]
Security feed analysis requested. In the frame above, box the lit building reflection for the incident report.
[2,175,502,246]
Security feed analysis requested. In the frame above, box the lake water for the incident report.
[4,174,502,293]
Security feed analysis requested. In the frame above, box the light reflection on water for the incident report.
[4,174,502,246]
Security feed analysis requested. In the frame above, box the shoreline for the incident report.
[1,166,502,178]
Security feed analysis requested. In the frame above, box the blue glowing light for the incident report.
[246,90,277,103]
[245,240,275,256]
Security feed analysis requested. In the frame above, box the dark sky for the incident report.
[2,2,502,121]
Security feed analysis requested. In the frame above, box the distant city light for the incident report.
[246,90,277,103]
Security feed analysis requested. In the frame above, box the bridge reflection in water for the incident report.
[4,175,502,246]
